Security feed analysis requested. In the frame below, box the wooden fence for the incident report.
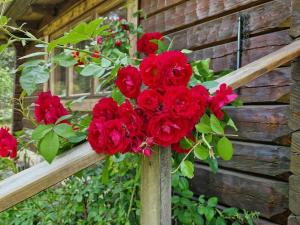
[0,40,300,224]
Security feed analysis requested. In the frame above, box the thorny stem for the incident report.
[171,140,203,174]
[1,25,116,63]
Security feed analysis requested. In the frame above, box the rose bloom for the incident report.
[92,97,118,120]
[34,92,68,124]
[118,100,143,133]
[164,86,199,118]
[137,32,163,55]
[140,54,163,89]
[148,113,189,147]
[116,65,142,99]
[190,85,209,123]
[137,89,163,112]
[88,119,129,155]
[158,51,192,88]
[209,83,238,119]
[0,127,17,159]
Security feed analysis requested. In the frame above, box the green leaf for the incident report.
[39,131,59,163]
[32,125,53,140]
[54,123,76,139]
[204,207,215,221]
[227,118,238,131]
[80,63,105,77]
[194,145,209,160]
[68,132,87,143]
[20,66,49,95]
[207,158,218,173]
[0,16,8,26]
[217,137,233,161]
[195,123,212,134]
[112,88,125,105]
[19,52,47,60]
[55,114,73,125]
[180,160,194,179]
[181,49,193,54]
[179,137,193,150]
[216,217,226,225]
[53,53,77,67]
[207,197,218,207]
[210,114,224,135]
[0,43,8,54]
[101,58,111,68]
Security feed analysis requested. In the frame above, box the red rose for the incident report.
[126,131,145,153]
[148,113,189,147]
[88,119,107,154]
[116,65,142,99]
[118,100,142,132]
[105,119,129,154]
[0,128,17,159]
[209,83,238,119]
[140,54,163,89]
[34,92,68,124]
[92,97,118,120]
[115,39,122,47]
[190,85,209,123]
[164,86,198,118]
[92,51,100,59]
[119,17,129,30]
[137,32,163,55]
[96,36,103,45]
[137,89,163,112]
[158,51,192,88]
[88,119,129,155]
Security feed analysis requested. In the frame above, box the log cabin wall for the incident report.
[140,0,293,224]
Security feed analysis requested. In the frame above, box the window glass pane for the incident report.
[53,49,67,96]
[72,41,92,95]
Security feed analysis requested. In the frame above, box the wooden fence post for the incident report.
[141,148,172,225]
[288,1,300,224]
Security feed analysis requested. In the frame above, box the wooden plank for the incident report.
[142,0,273,34]
[190,165,289,224]
[288,215,300,225]
[167,0,291,51]
[291,132,300,175]
[141,148,171,225]
[289,175,300,215]
[0,143,105,212]
[226,105,291,145]
[291,57,300,81]
[217,141,290,180]
[290,0,300,38]
[140,0,185,16]
[289,82,300,130]
[209,40,300,93]
[188,31,292,72]
[41,0,125,36]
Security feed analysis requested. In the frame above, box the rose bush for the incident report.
[0,14,239,178]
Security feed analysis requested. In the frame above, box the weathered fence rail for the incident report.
[0,39,300,224]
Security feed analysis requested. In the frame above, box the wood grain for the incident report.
[141,148,171,225]
[191,165,289,224]
[0,143,105,212]
[167,0,291,50]
[288,215,300,225]
[289,82,300,130]
[140,0,185,16]
[226,105,291,145]
[188,30,292,72]
[289,175,300,215]
[291,132,300,175]
[217,141,290,180]
[142,0,273,34]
